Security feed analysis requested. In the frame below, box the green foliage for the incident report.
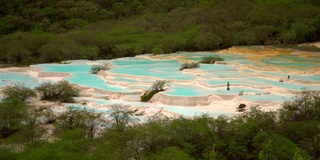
[90,64,109,74]
[2,83,36,101]
[55,106,105,139]
[180,62,200,70]
[152,45,164,55]
[0,98,27,138]
[0,147,17,160]
[279,91,320,122]
[108,104,138,132]
[253,132,310,160]
[65,18,89,29]
[35,80,79,103]
[0,91,319,159]
[151,80,168,91]
[141,90,158,102]
[151,146,195,160]
[200,55,224,64]
[0,0,319,65]
[80,45,100,60]
[141,80,168,102]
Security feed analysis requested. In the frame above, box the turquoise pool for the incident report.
[1,50,319,117]
[246,77,320,91]
[241,94,293,101]
[109,58,196,80]
[35,62,134,92]
[0,72,39,88]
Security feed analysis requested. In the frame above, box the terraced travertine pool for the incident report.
[1,46,319,117]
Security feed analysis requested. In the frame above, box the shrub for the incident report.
[151,80,168,91]
[179,62,200,70]
[0,98,27,138]
[90,64,110,74]
[2,83,36,101]
[152,45,164,55]
[35,80,79,103]
[279,91,320,122]
[32,106,57,124]
[141,80,169,102]
[108,104,138,131]
[141,90,158,102]
[200,55,224,64]
[56,106,106,137]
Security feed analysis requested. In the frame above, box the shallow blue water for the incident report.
[246,77,320,91]
[35,62,133,92]
[1,51,318,117]
[110,58,196,80]
[0,72,39,88]
[260,72,320,82]
[241,94,293,101]
[165,84,268,97]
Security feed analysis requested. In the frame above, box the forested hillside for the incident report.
[0,0,320,64]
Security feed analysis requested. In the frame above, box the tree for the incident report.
[56,106,105,139]
[35,80,79,103]
[141,80,169,102]
[151,80,168,91]
[253,132,310,160]
[65,18,89,29]
[0,98,27,138]
[108,104,138,132]
[38,43,63,63]
[152,45,164,55]
[80,45,100,60]
[150,146,194,160]
[90,64,109,74]
[279,30,297,44]
[70,1,101,22]
[6,41,31,64]
[2,83,36,101]
[279,91,320,122]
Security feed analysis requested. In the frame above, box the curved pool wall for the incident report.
[70,97,235,117]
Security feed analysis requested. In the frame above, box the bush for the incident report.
[141,80,169,102]
[0,98,27,138]
[279,91,320,122]
[141,90,158,102]
[151,80,168,91]
[35,80,79,103]
[179,62,200,70]
[108,104,138,131]
[90,64,110,74]
[56,107,106,138]
[2,83,36,101]
[200,55,224,64]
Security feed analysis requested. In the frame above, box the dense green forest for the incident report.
[0,0,320,64]
[0,83,320,159]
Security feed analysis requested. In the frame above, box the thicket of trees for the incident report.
[0,91,319,159]
[0,0,320,64]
